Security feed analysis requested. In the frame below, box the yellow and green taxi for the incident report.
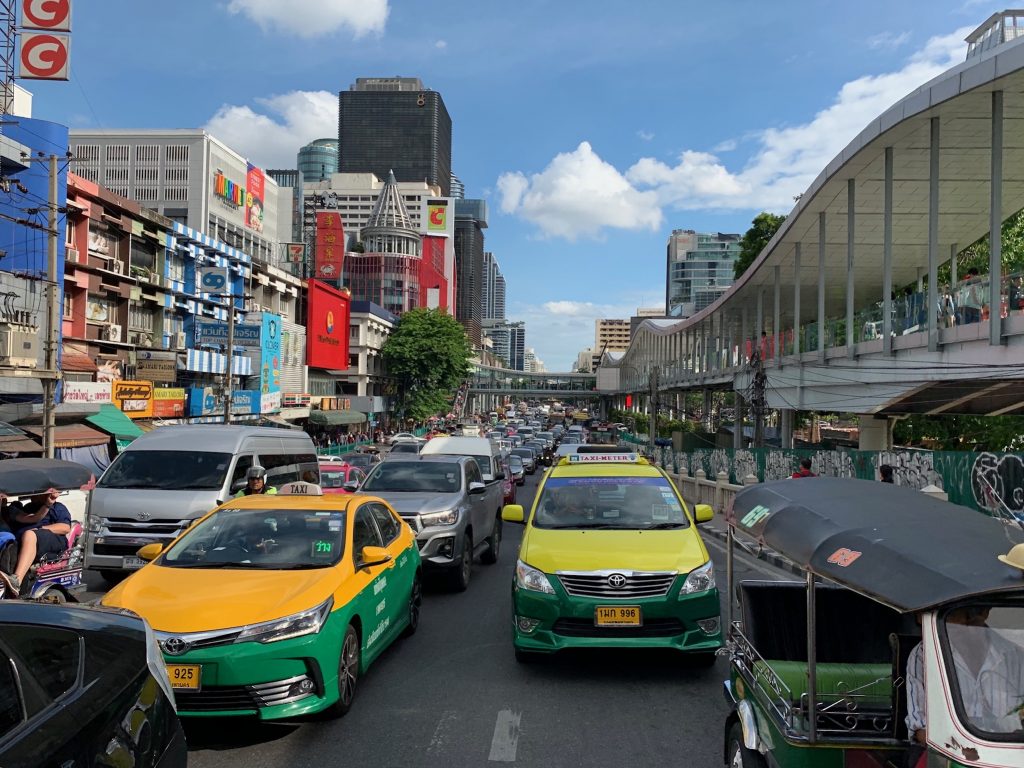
[502,451,721,663]
[101,482,422,719]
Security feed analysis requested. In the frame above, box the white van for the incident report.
[85,426,318,581]
[420,436,502,482]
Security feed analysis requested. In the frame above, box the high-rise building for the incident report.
[482,251,506,321]
[524,348,545,373]
[631,306,668,339]
[575,347,601,373]
[508,321,526,371]
[454,198,487,345]
[450,173,465,199]
[267,169,301,246]
[666,229,741,318]
[298,138,339,183]
[595,318,631,352]
[338,77,452,196]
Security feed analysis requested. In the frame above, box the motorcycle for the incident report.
[0,458,94,603]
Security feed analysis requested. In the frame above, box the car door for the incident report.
[349,504,393,664]
[367,502,409,638]
[464,460,489,544]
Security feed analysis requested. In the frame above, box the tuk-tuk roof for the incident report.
[729,478,1024,613]
[0,458,94,495]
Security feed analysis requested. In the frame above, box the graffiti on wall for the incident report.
[874,451,942,491]
[970,453,1024,521]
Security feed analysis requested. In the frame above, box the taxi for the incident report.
[101,482,422,720]
[502,451,721,663]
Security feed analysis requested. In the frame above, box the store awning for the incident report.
[0,435,42,454]
[307,410,367,426]
[257,416,303,430]
[61,353,97,373]
[23,423,110,448]
[86,404,145,445]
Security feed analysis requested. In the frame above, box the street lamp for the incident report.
[209,292,250,424]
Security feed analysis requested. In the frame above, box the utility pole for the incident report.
[223,299,235,424]
[42,154,59,458]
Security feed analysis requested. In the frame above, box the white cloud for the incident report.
[713,138,738,152]
[637,129,655,141]
[435,39,448,49]
[204,90,338,168]
[867,30,911,50]
[226,0,388,38]
[543,300,599,316]
[496,141,663,240]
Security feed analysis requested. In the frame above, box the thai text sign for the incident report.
[197,321,261,348]
[113,380,154,418]
[314,211,345,280]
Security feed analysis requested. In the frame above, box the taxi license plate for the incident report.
[166,664,201,691]
[122,556,146,570]
[595,606,641,626]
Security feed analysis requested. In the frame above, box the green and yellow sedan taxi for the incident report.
[102,482,422,719]
[502,451,722,663]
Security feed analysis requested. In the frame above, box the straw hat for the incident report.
[997,543,1024,572]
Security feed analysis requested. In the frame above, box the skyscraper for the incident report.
[454,198,487,346]
[338,77,452,196]
[298,138,339,183]
[482,251,506,321]
[666,229,741,318]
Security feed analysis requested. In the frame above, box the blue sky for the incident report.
[28,0,1000,369]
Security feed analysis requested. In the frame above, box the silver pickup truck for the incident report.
[358,455,502,591]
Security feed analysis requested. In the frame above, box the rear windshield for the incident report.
[534,475,689,530]
[363,462,463,494]
[99,450,232,491]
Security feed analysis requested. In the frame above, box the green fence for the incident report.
[317,440,372,458]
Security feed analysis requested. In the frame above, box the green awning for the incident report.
[86,404,145,445]
[307,410,367,426]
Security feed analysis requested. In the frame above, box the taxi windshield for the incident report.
[161,507,346,570]
[534,476,689,530]
[941,602,1024,742]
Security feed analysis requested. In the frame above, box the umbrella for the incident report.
[0,458,95,495]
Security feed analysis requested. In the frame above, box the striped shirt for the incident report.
[905,642,926,736]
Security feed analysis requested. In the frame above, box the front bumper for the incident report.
[510,575,722,654]
[158,616,344,719]
[401,517,466,573]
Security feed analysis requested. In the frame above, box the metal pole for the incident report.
[806,569,818,743]
[42,155,60,458]
[847,178,855,356]
[883,147,894,354]
[794,243,801,355]
[928,117,940,352]
[990,90,1004,347]
[818,213,826,360]
[773,265,780,365]
[726,523,735,640]
[223,297,235,424]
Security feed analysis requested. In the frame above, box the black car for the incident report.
[344,452,379,471]
[0,602,186,768]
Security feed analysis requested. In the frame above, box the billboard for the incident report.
[19,1,72,81]
[112,380,154,419]
[63,382,111,405]
[196,320,261,348]
[257,312,281,404]
[196,263,228,293]
[186,387,260,417]
[136,351,177,384]
[152,388,186,418]
[246,163,265,233]
[22,0,72,30]
[306,280,350,370]
[314,211,344,281]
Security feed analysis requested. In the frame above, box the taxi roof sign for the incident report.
[277,481,323,496]
[563,453,645,464]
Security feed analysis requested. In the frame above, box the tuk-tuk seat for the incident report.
[752,659,893,710]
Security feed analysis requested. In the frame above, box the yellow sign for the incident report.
[112,380,154,419]
[153,388,185,400]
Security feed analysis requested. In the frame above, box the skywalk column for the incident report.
[846,179,855,357]
[793,243,802,355]
[773,265,781,365]
[990,90,1004,347]
[883,147,894,355]
[818,213,826,361]
[928,116,940,353]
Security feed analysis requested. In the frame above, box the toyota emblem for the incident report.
[162,637,190,656]
[607,573,627,589]
[136,510,151,521]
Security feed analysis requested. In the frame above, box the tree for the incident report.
[734,212,787,280]
[382,309,472,422]
[938,207,1024,286]
[893,414,1024,452]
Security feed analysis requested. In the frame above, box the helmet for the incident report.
[246,466,267,482]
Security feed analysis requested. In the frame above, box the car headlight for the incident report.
[515,560,555,595]
[420,509,459,527]
[235,597,333,644]
[86,513,102,533]
[680,561,715,596]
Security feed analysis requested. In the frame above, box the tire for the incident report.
[99,570,127,585]
[324,625,360,718]
[401,573,422,638]
[449,533,472,592]
[480,516,502,565]
[726,722,766,768]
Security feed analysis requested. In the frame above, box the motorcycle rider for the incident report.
[0,489,72,597]
[235,466,278,498]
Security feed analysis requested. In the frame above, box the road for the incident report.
[85,470,790,768]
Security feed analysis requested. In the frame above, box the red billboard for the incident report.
[306,280,351,370]
[246,164,265,233]
[419,236,449,312]
[314,211,345,281]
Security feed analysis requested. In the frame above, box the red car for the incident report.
[501,456,516,505]
[318,462,366,493]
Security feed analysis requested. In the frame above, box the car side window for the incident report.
[368,503,401,546]
[465,461,482,487]
[0,626,81,725]
[0,657,22,740]
[260,452,319,486]
[352,505,384,563]
[229,455,253,491]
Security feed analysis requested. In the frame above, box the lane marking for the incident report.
[488,709,521,762]
[427,709,458,755]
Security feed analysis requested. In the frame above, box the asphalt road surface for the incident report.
[85,471,791,768]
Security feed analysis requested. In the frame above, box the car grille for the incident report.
[175,675,315,712]
[157,628,242,653]
[556,572,677,598]
[553,618,686,638]
[104,518,190,535]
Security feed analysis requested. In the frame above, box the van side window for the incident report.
[229,455,253,491]
[260,453,319,486]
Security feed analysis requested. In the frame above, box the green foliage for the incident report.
[893,414,1024,452]
[381,309,472,422]
[938,208,1024,287]
[734,212,787,280]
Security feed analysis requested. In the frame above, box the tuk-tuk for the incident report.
[722,477,1024,768]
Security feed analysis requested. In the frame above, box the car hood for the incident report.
[90,487,223,523]
[102,564,337,633]
[364,491,464,515]
[522,528,708,574]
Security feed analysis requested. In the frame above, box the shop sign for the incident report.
[232,390,259,415]
[197,320,261,348]
[136,353,177,383]
[282,393,312,407]
[112,380,154,418]
[152,388,186,418]
[187,387,260,417]
[314,212,344,280]
[261,391,281,414]
[306,280,350,370]
[213,169,244,209]
[63,381,111,404]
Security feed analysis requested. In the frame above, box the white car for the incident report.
[389,432,422,444]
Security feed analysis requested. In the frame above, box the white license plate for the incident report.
[122,556,146,570]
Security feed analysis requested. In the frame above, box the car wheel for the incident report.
[449,533,472,592]
[481,516,502,565]
[727,722,766,767]
[401,572,422,638]
[325,624,360,718]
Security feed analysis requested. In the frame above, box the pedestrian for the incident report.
[939,286,957,328]
[791,458,816,479]
[959,268,983,325]
[879,464,894,484]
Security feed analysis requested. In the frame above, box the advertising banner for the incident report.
[283,243,305,264]
[261,391,281,414]
[63,381,111,405]
[306,280,351,370]
[18,30,70,80]
[246,164,265,233]
[152,388,186,418]
[112,380,154,418]
[314,211,345,281]
[136,351,177,383]
[197,320,261,348]
[257,312,281,402]
[22,0,72,30]
[426,199,449,233]
[187,387,260,417]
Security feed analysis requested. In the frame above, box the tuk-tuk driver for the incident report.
[0,489,72,597]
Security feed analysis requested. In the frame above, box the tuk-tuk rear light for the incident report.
[697,617,720,635]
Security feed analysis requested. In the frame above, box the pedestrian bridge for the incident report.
[601,16,1024,439]
[466,364,599,407]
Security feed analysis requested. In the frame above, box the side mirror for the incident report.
[468,481,487,495]
[502,504,525,523]
[137,543,163,561]
[360,546,392,568]
[494,472,506,481]
[695,504,714,524]
[343,481,360,493]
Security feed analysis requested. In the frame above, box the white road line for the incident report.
[427,710,458,755]
[487,709,522,762]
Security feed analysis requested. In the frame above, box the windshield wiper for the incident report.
[542,523,622,530]
[168,561,268,569]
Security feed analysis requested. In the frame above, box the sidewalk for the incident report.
[693,501,803,579]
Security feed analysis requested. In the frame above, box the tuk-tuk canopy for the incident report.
[729,478,1024,613]
[0,458,94,496]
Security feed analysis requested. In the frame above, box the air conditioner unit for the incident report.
[103,324,122,343]
[0,323,38,367]
[129,332,153,347]
[109,260,124,274]
[173,331,187,349]
[66,246,80,263]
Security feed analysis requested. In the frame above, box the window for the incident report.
[166,253,185,283]
[63,291,73,320]
[352,505,383,562]
[369,503,400,545]
[135,145,159,163]
[128,304,154,331]
[65,217,75,246]
[74,144,100,163]
[0,625,81,727]
[228,455,253,493]
[85,296,112,324]
[0,657,21,739]
[259,452,318,487]
[465,460,483,486]
[105,144,129,163]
